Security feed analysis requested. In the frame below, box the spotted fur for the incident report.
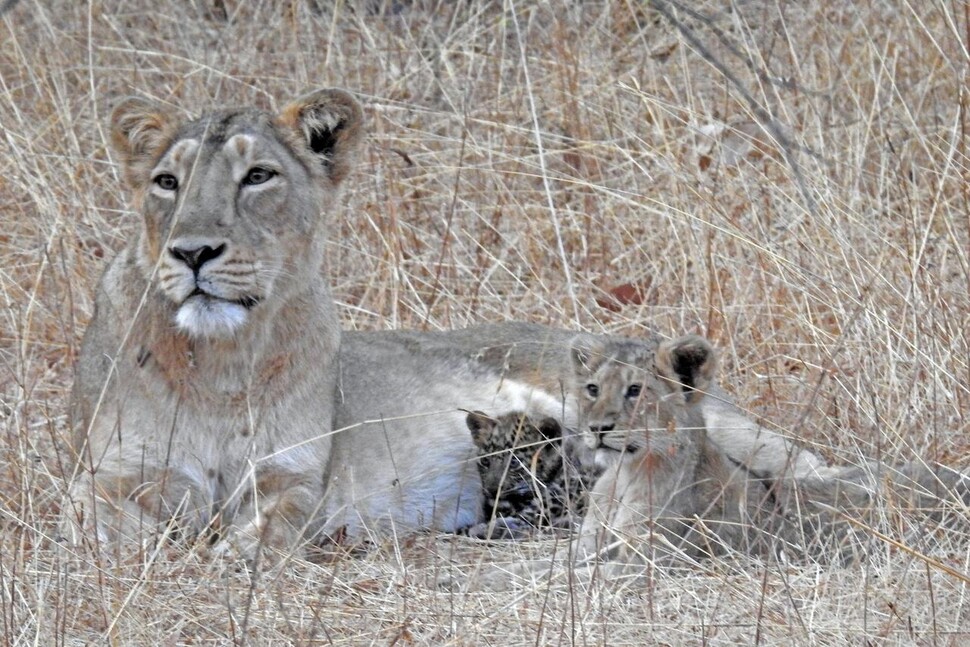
[465,411,598,538]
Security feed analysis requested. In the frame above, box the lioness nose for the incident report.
[590,424,615,433]
[169,243,226,273]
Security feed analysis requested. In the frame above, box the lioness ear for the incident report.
[110,96,178,187]
[570,335,603,375]
[278,88,364,185]
[465,411,496,446]
[656,335,716,403]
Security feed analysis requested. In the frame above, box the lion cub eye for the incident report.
[153,174,178,191]
[242,167,277,186]
[625,384,642,398]
[585,383,600,398]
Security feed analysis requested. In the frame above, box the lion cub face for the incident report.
[569,335,715,464]
[110,90,363,338]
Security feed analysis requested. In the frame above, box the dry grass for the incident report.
[1,0,968,643]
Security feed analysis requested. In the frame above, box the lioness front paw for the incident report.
[212,515,306,568]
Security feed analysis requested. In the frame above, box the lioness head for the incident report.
[570,335,715,458]
[110,89,363,338]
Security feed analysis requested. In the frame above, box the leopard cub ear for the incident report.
[655,335,716,403]
[278,88,364,185]
[537,417,563,440]
[465,410,497,447]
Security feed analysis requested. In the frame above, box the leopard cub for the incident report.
[465,411,596,539]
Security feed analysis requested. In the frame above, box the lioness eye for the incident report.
[153,174,178,191]
[626,384,642,398]
[586,383,599,397]
[242,167,276,186]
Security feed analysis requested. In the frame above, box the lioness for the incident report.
[66,89,364,558]
[65,88,868,557]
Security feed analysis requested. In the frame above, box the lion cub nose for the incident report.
[590,424,615,433]
[169,243,226,273]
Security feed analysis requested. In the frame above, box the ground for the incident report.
[0,0,967,644]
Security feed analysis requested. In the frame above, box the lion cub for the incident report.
[570,334,970,564]
[465,411,597,538]
[566,334,776,561]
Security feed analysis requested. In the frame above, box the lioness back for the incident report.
[67,89,363,559]
[361,323,829,480]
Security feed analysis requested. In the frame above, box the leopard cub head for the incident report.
[466,411,565,496]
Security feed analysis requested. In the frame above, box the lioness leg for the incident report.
[62,465,212,550]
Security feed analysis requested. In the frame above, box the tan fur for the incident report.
[570,335,774,562]
[355,323,829,481]
[65,89,364,559]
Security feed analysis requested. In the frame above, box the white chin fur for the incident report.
[175,298,248,339]
[594,450,620,470]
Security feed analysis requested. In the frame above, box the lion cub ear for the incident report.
[465,411,497,447]
[570,335,605,375]
[110,96,178,188]
[656,335,716,404]
[278,88,364,185]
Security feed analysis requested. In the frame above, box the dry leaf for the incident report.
[595,279,652,312]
